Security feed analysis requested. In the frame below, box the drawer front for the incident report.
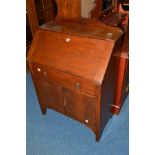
[62,87,96,128]
[30,63,99,96]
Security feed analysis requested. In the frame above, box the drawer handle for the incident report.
[65,37,70,43]
[75,82,80,90]
[85,120,89,123]
[64,98,67,106]
[43,71,47,77]
[37,68,41,72]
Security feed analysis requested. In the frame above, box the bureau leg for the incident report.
[95,133,101,142]
[40,106,47,115]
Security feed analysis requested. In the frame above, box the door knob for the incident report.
[85,119,89,123]
[65,37,71,43]
[37,68,41,72]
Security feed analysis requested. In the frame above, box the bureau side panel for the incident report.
[99,52,120,139]
[120,59,129,110]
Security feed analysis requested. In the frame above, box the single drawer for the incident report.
[30,63,99,96]
[27,29,109,86]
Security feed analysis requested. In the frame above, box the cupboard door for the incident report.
[33,78,65,113]
[62,87,96,128]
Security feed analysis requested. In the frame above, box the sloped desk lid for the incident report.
[28,19,123,84]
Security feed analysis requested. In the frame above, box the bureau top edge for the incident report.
[39,18,123,41]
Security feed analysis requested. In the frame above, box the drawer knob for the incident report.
[65,37,70,43]
[37,68,41,72]
[85,119,89,123]
[75,82,80,90]
[125,84,129,93]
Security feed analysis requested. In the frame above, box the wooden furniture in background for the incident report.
[26,0,39,54]
[26,0,39,37]
[111,0,129,114]
[26,0,57,52]
[90,0,127,27]
[34,0,57,25]
[27,18,123,141]
[89,0,103,20]
[112,21,129,114]
[26,0,57,72]
[90,0,129,115]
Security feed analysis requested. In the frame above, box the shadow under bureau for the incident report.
[27,18,123,141]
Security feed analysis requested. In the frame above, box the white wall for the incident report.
[81,0,96,18]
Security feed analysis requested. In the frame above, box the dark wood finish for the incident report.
[100,12,127,27]
[90,0,116,20]
[40,19,123,41]
[111,56,128,114]
[90,0,127,27]
[89,0,129,115]
[27,18,123,141]
[89,0,102,20]
[111,22,129,114]
[34,0,57,25]
[97,50,120,140]
[26,0,57,72]
[40,0,55,22]
[30,62,99,96]
[26,0,39,37]
[62,87,97,128]
[118,0,129,25]
[33,78,65,114]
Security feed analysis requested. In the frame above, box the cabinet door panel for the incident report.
[62,87,96,127]
[33,78,65,113]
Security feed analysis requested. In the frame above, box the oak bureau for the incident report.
[27,18,123,141]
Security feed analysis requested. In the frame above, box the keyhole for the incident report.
[75,82,80,90]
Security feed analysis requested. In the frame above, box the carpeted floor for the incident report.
[26,73,129,155]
